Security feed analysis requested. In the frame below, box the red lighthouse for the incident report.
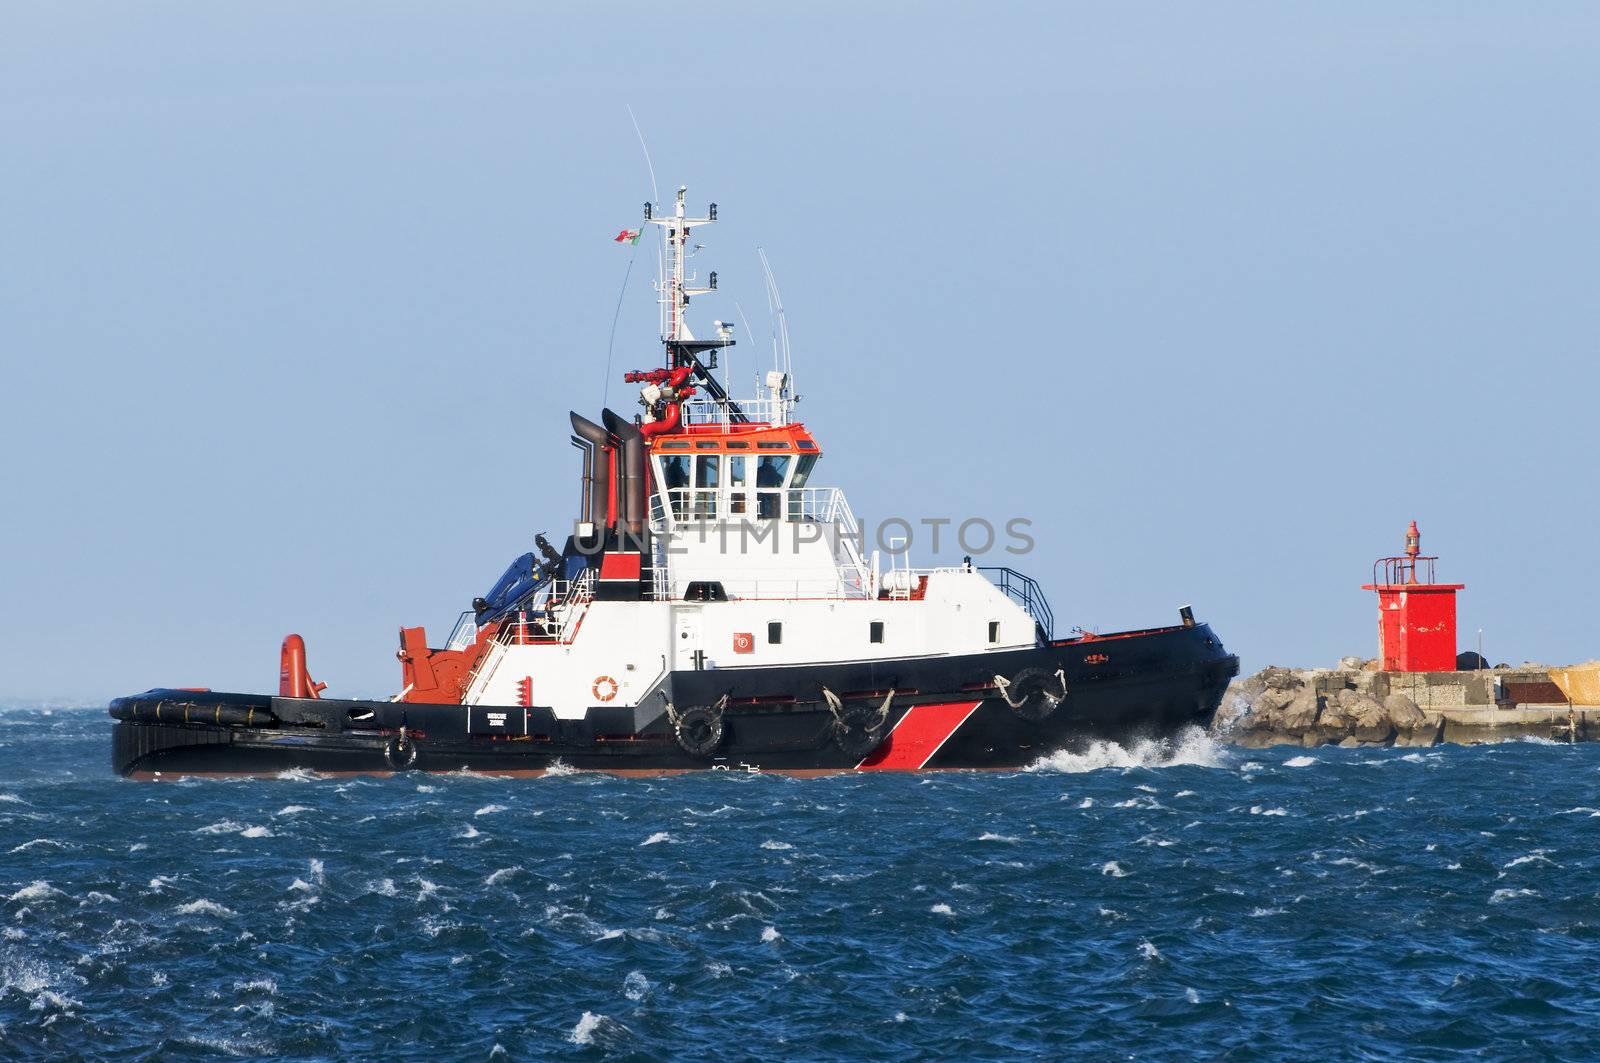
[1361,521,1464,672]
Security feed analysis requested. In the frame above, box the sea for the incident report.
[3,706,1599,1060]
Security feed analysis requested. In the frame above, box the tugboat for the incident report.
[110,188,1238,778]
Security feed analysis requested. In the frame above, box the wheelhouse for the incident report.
[649,426,821,524]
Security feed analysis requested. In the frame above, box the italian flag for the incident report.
[614,228,642,245]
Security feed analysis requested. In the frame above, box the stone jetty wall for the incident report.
[1213,664,1590,748]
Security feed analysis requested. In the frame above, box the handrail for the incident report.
[488,568,597,646]
[649,485,855,528]
[681,396,790,428]
[648,486,872,596]
[979,566,1055,640]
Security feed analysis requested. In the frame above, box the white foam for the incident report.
[485,867,522,886]
[569,1012,605,1046]
[308,859,324,885]
[288,879,313,893]
[1100,861,1128,877]
[1284,756,1318,768]
[623,970,649,1002]
[978,832,1020,843]
[0,793,26,804]
[274,805,312,817]
[474,804,508,817]
[194,819,244,835]
[1185,987,1201,1004]
[1503,852,1555,869]
[1077,797,1094,809]
[1026,727,1226,773]
[7,882,61,903]
[760,840,794,851]
[1250,806,1289,817]
[175,899,236,918]
[1490,888,1538,904]
[1139,940,1163,961]
[8,839,64,854]
[459,825,482,839]
[1,954,55,996]
[30,988,81,1013]
[930,903,954,915]
[640,831,675,846]
[275,768,322,782]
[233,978,278,995]
[544,760,579,777]
[761,926,781,943]
[240,826,273,839]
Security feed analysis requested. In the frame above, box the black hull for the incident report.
[110,624,1238,778]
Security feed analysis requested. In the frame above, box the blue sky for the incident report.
[2,3,1597,700]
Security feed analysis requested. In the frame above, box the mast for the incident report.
[647,186,720,365]
[630,187,793,428]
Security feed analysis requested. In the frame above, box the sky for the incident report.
[2,2,1597,701]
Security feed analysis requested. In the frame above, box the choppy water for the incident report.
[5,708,1600,1060]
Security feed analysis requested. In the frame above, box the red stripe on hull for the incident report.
[856,701,982,771]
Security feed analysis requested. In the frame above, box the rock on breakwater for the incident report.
[1213,664,1593,748]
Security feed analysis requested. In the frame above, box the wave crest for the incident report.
[1025,727,1228,773]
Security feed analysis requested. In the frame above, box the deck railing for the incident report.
[980,566,1055,640]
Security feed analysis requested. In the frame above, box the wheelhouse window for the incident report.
[659,455,691,519]
[728,455,748,515]
[756,455,790,519]
[767,621,782,645]
[869,621,884,644]
[693,455,720,519]
[787,453,819,520]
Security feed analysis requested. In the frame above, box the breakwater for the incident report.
[1215,664,1593,747]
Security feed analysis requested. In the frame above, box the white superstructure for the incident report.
[443,188,1049,717]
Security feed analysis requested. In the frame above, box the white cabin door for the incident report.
[674,605,704,670]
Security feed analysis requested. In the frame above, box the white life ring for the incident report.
[592,675,619,702]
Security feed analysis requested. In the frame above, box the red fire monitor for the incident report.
[1361,521,1465,672]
